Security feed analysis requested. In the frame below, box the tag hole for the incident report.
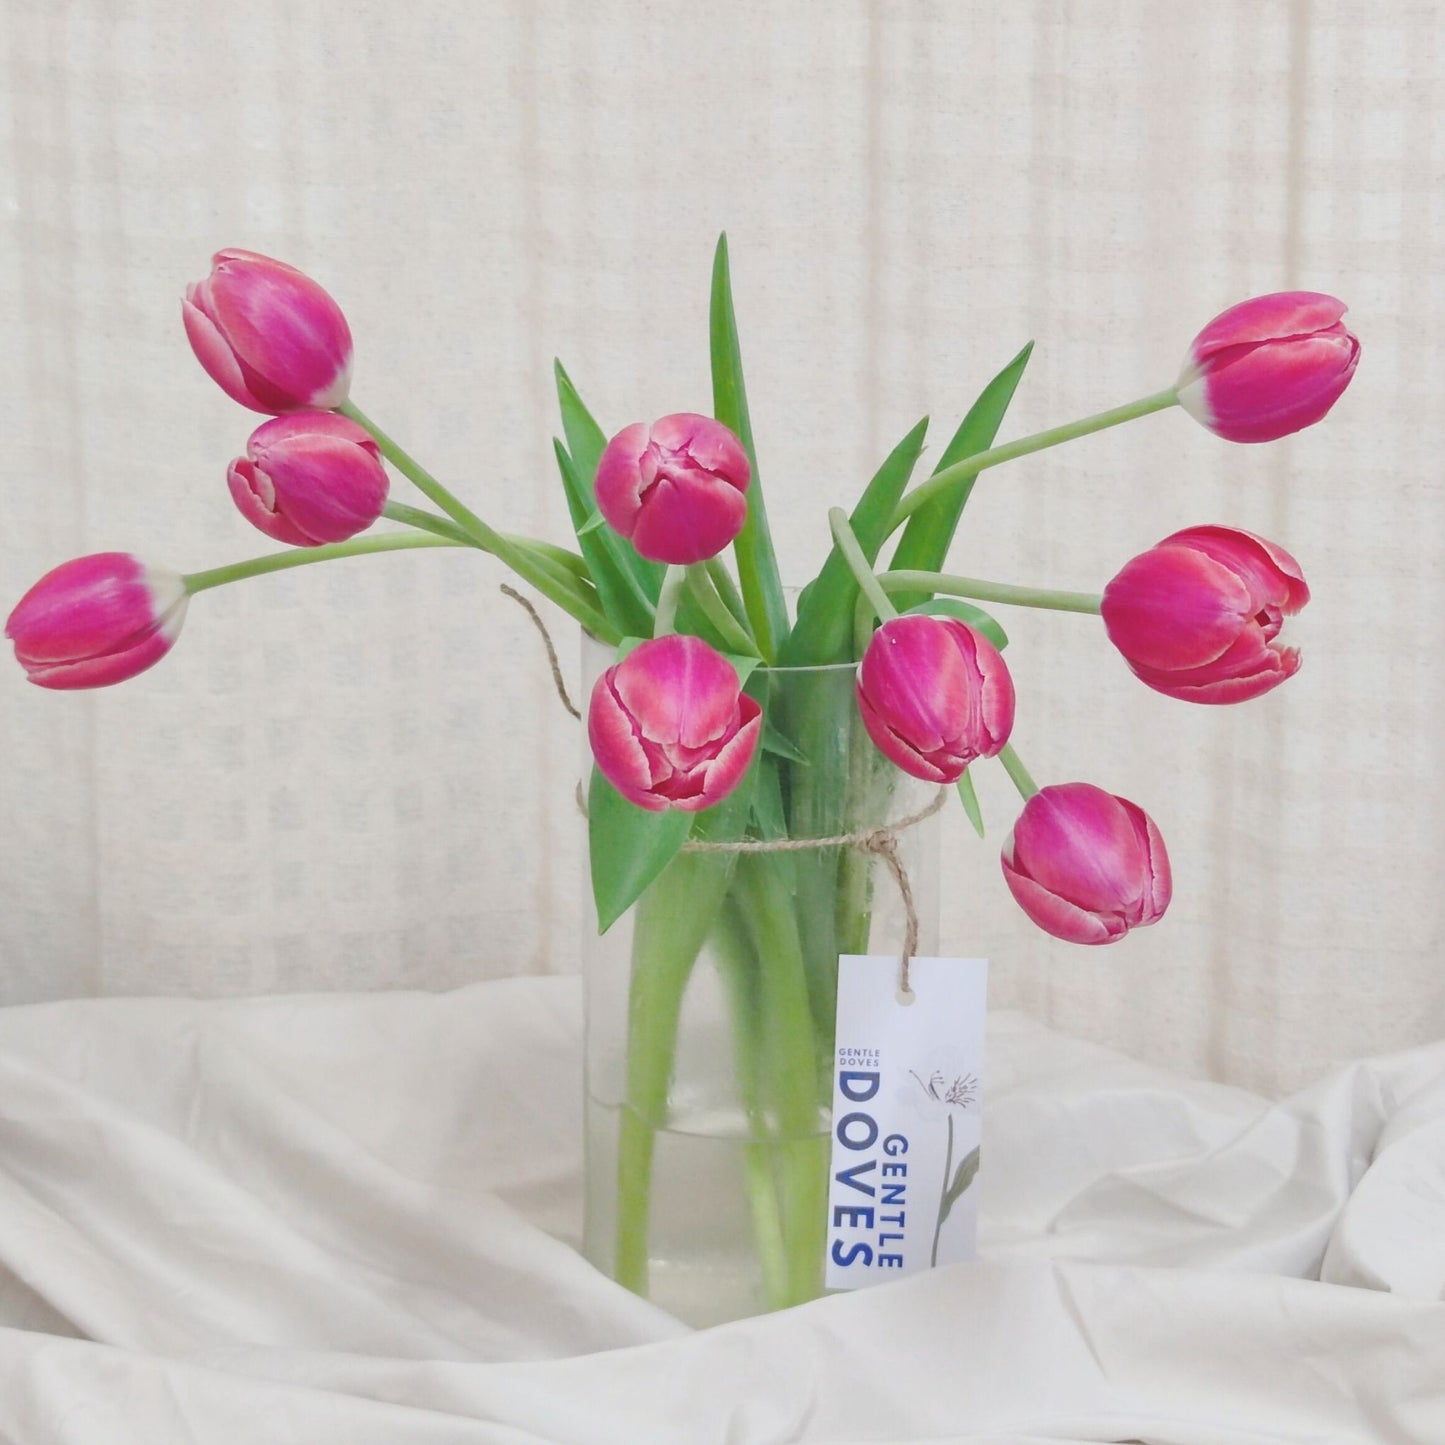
[895,985,917,1006]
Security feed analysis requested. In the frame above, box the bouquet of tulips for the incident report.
[5,236,1358,1308]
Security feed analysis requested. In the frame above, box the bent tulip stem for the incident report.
[889,388,1180,532]
[878,570,1102,616]
[828,508,898,624]
[653,566,688,638]
[182,532,468,594]
[341,400,620,643]
[685,565,759,655]
[998,742,1040,802]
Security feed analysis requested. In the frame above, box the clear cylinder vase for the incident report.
[581,638,940,1327]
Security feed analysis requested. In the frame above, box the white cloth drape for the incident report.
[0,1,1442,1096]
[1,978,1443,1443]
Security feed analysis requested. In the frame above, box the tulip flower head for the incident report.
[595,413,751,565]
[6,553,188,690]
[588,634,762,812]
[1176,292,1359,444]
[183,249,353,414]
[1102,524,1309,704]
[856,615,1015,783]
[1001,783,1171,945]
[228,411,389,547]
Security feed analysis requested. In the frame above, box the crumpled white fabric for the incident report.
[0,979,1441,1444]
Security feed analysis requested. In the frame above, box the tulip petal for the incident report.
[205,254,353,411]
[999,858,1126,945]
[675,696,762,811]
[593,423,652,539]
[1159,525,1310,615]
[587,673,668,810]
[182,295,266,411]
[1103,545,1253,672]
[629,469,749,564]
[1189,291,1348,361]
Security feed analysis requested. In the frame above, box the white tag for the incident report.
[825,954,988,1289]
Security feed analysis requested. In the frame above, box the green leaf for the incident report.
[711,234,787,661]
[554,440,657,638]
[889,342,1033,611]
[554,362,665,603]
[554,359,610,485]
[761,718,808,764]
[903,597,1008,652]
[782,416,930,666]
[577,511,608,536]
[588,767,691,934]
[955,772,985,839]
[940,1145,981,1221]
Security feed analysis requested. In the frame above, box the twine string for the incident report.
[515,585,935,997]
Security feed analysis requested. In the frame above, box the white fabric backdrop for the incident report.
[1,1,1442,1095]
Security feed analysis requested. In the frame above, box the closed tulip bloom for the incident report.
[588,634,761,812]
[856,615,1015,783]
[594,413,751,564]
[183,249,353,414]
[1102,525,1309,704]
[1001,783,1171,945]
[1176,292,1359,443]
[6,553,188,690]
[229,411,389,546]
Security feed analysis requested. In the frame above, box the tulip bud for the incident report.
[228,412,388,547]
[1101,525,1309,704]
[6,553,188,690]
[856,615,1015,784]
[1176,292,1359,443]
[1001,783,1171,945]
[588,634,762,812]
[183,248,353,414]
[594,413,751,565]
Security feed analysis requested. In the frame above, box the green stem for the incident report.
[384,501,594,583]
[998,742,1040,801]
[889,388,1179,531]
[879,570,1102,615]
[341,400,620,643]
[653,565,687,638]
[828,508,898,624]
[931,1112,954,1267]
[712,898,792,1312]
[686,565,759,655]
[182,532,466,593]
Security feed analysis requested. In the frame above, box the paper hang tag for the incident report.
[825,954,988,1290]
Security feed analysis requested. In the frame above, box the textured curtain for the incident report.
[1,0,1439,1096]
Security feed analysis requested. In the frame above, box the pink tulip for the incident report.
[1101,525,1309,704]
[228,412,388,547]
[1176,292,1359,443]
[856,615,1014,784]
[594,414,751,564]
[588,634,762,812]
[1001,783,1171,945]
[183,249,353,414]
[6,553,188,690]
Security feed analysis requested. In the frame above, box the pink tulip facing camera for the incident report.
[588,634,762,812]
[595,413,751,565]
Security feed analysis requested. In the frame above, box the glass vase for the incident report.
[581,639,940,1327]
